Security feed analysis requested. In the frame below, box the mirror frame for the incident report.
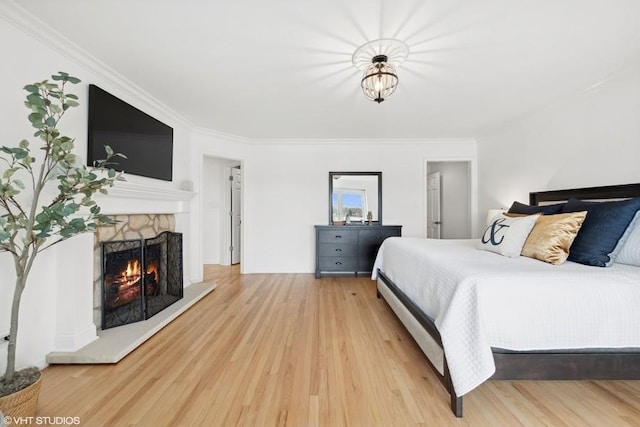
[329,171,382,225]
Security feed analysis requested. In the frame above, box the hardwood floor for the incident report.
[38,266,640,426]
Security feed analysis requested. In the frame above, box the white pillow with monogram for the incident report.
[479,213,540,258]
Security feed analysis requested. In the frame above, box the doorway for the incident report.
[202,156,242,266]
[425,161,473,239]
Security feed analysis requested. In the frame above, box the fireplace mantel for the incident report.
[46,181,197,358]
[105,181,195,201]
[95,181,196,215]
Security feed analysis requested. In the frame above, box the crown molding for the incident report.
[191,127,251,145]
[190,126,477,146]
[247,137,478,146]
[0,1,192,129]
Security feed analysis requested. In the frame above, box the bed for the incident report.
[372,183,640,417]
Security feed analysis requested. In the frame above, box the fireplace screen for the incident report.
[102,231,183,329]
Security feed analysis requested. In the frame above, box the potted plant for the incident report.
[0,72,124,416]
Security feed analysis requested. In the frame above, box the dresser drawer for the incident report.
[318,243,357,257]
[358,228,401,263]
[318,229,358,244]
[358,228,401,247]
[318,256,357,271]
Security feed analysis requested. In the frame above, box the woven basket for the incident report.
[0,374,41,418]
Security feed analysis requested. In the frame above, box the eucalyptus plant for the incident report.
[0,72,124,388]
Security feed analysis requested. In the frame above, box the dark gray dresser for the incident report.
[315,225,402,278]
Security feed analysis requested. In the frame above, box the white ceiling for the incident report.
[15,0,640,140]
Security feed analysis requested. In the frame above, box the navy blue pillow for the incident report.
[561,197,640,267]
[508,201,564,215]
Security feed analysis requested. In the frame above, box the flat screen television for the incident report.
[87,84,173,181]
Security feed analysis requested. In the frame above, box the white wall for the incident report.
[191,134,477,276]
[476,65,640,232]
[0,13,195,371]
[241,140,477,273]
[202,157,224,264]
[190,135,477,275]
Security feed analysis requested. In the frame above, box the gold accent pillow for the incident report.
[521,211,588,265]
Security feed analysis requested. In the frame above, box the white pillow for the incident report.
[615,213,640,266]
[485,209,506,226]
[479,213,540,258]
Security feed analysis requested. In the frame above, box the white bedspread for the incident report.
[372,237,640,396]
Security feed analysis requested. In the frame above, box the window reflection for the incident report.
[332,189,367,222]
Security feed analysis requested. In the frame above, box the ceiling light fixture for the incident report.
[361,55,397,103]
[352,39,409,103]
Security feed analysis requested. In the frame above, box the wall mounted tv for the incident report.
[87,84,173,181]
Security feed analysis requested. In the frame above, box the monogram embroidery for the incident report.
[482,218,510,246]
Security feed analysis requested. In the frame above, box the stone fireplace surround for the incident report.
[93,213,176,329]
[46,181,215,364]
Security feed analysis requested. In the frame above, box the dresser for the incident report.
[315,225,402,278]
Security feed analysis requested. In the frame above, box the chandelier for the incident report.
[352,39,409,103]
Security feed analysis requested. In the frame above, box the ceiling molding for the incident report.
[247,137,477,146]
[191,127,251,144]
[191,127,476,147]
[0,1,193,129]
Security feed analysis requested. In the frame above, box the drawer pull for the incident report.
[335,235,342,239]
[335,248,342,252]
[336,262,342,265]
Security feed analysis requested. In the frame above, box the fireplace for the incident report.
[101,231,183,329]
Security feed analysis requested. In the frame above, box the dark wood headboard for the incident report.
[529,183,640,206]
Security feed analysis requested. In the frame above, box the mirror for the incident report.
[329,172,382,225]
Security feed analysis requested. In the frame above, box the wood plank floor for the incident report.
[38,266,640,426]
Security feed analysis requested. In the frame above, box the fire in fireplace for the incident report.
[101,231,183,329]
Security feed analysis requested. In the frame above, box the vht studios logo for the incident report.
[2,415,80,425]
[482,218,510,246]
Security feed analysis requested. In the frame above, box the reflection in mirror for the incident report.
[329,172,382,225]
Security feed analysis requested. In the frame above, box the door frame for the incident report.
[423,157,477,238]
[229,165,241,265]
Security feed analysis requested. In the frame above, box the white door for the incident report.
[427,172,442,239]
[230,168,241,264]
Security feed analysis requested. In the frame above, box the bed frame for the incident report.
[376,183,640,417]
